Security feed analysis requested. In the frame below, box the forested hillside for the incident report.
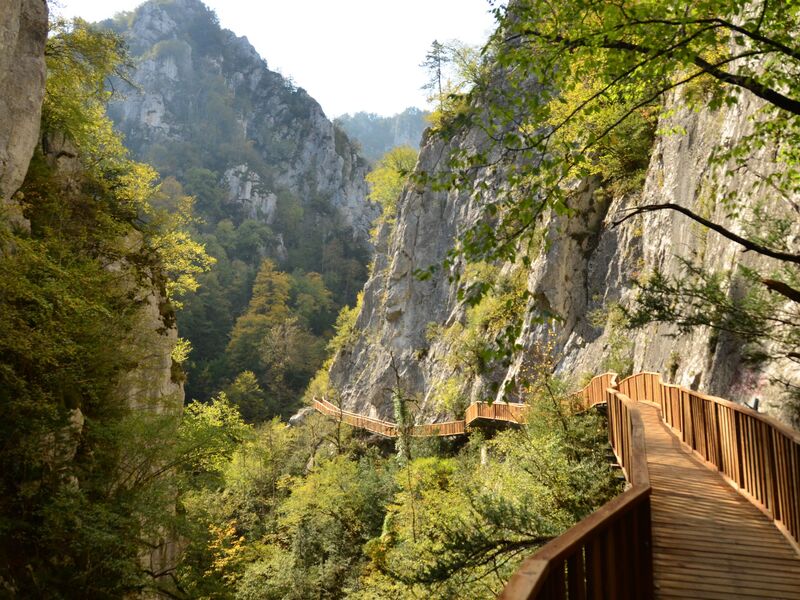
[335,108,430,162]
[100,0,378,416]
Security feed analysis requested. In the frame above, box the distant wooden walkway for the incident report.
[640,401,800,599]
[311,393,532,438]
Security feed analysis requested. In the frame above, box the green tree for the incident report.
[245,258,292,320]
[262,454,395,599]
[226,260,328,418]
[432,0,800,416]
[421,40,448,107]
[366,146,418,236]
[360,393,619,598]
[225,371,267,423]
[421,39,483,125]
[290,270,335,334]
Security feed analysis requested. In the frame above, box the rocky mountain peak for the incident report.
[104,0,378,245]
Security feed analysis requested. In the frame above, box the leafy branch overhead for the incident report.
[421,0,800,389]
[439,0,800,266]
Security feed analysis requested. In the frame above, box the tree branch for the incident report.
[510,28,800,117]
[691,55,800,116]
[762,278,800,304]
[600,16,800,62]
[612,203,800,263]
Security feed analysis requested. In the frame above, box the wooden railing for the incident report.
[502,370,800,599]
[311,374,616,439]
[500,380,654,600]
[410,420,466,437]
[466,401,529,425]
[312,398,398,437]
[312,398,530,438]
[575,372,617,410]
[620,372,800,552]
[316,371,800,597]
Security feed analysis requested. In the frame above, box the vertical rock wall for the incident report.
[329,91,799,424]
[0,0,47,225]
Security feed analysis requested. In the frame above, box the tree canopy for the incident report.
[365,145,419,235]
[427,0,800,416]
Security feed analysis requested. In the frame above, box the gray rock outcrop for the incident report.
[329,90,799,425]
[0,0,47,225]
[104,0,378,244]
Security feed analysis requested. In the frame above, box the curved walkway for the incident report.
[640,401,800,599]
[316,372,800,598]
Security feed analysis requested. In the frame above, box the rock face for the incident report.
[104,0,378,244]
[329,91,799,425]
[328,125,501,421]
[224,164,278,222]
[0,0,47,221]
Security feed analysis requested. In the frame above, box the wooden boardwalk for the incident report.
[497,372,800,599]
[314,372,800,598]
[640,401,800,599]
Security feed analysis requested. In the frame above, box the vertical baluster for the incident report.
[615,512,632,600]
[604,525,619,600]
[744,417,756,502]
[586,535,603,600]
[758,421,768,508]
[792,442,800,542]
[567,548,587,600]
[681,389,690,446]
[552,560,567,600]
[773,433,787,529]
[766,423,778,517]
[639,496,654,600]
[734,410,744,488]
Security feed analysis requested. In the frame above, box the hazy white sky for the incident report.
[50,0,500,118]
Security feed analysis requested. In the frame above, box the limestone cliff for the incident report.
[103,0,378,245]
[328,91,799,425]
[0,0,47,225]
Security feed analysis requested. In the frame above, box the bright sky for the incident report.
[50,0,500,118]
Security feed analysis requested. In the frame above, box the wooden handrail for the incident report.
[311,373,619,439]
[502,371,800,598]
[312,398,398,437]
[312,397,531,438]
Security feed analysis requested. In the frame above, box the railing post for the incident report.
[734,409,745,488]
[639,494,654,600]
[713,401,723,469]
[767,425,779,520]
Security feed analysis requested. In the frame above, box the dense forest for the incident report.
[1,0,800,597]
